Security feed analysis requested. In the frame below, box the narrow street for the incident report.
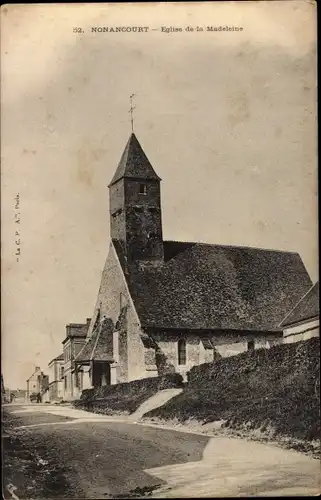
[2,404,320,498]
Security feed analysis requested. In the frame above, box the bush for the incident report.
[75,373,184,414]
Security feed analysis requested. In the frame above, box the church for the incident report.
[74,133,313,390]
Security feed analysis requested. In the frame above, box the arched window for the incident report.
[178,338,187,365]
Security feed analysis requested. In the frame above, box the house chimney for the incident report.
[86,318,91,325]
[35,366,40,372]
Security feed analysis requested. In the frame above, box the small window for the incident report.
[139,183,147,195]
[248,340,255,351]
[60,367,64,379]
[178,338,187,365]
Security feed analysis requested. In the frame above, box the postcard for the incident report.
[1,2,319,499]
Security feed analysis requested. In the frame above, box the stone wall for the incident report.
[86,243,146,383]
[146,330,283,378]
[109,176,164,263]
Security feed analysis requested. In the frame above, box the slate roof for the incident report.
[108,133,161,187]
[280,282,319,327]
[75,317,114,363]
[113,240,312,332]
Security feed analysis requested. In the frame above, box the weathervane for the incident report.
[129,94,136,132]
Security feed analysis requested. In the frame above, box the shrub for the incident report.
[75,373,184,414]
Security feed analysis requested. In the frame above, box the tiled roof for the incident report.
[280,282,319,327]
[75,317,114,363]
[74,335,95,363]
[114,240,312,332]
[108,133,161,187]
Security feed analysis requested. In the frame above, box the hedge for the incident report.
[74,373,184,415]
[144,338,320,442]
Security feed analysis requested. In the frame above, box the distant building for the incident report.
[74,133,313,389]
[62,319,90,400]
[26,366,49,400]
[280,282,319,344]
[48,354,64,401]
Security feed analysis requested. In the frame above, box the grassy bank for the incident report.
[143,338,320,455]
[73,373,184,415]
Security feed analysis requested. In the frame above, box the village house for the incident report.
[48,354,64,402]
[62,319,90,400]
[74,133,313,390]
[280,282,319,344]
[26,366,49,401]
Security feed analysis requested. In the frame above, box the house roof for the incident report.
[108,133,161,187]
[75,317,114,363]
[26,367,41,382]
[280,282,319,328]
[62,326,88,344]
[113,240,312,332]
[48,353,64,366]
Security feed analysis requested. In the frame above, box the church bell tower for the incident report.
[108,133,164,263]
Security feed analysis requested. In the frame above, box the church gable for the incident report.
[86,242,140,339]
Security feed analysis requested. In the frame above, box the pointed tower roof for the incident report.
[108,133,161,187]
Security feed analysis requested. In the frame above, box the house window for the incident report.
[178,338,187,365]
[64,377,67,389]
[139,183,147,195]
[248,340,255,351]
[60,367,64,379]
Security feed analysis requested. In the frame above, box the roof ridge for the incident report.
[164,240,300,255]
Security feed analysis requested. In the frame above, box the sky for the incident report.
[1,1,317,389]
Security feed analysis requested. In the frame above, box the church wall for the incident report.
[126,321,148,381]
[88,243,150,384]
[147,330,283,378]
[283,318,319,344]
[96,244,129,381]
